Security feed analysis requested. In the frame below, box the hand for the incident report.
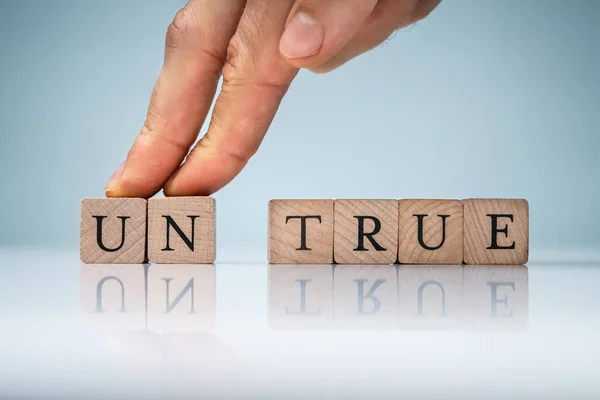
[105,0,440,198]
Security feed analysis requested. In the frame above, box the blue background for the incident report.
[1,0,598,257]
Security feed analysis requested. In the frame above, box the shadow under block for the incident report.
[464,199,529,265]
[80,264,146,331]
[462,265,528,331]
[269,200,334,264]
[148,197,215,264]
[268,264,334,329]
[398,199,463,264]
[333,265,398,329]
[397,265,463,330]
[80,198,147,264]
[147,264,216,333]
[334,200,398,264]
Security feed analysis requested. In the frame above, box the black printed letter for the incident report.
[413,214,449,251]
[285,216,322,251]
[486,214,516,250]
[353,216,386,251]
[162,215,200,251]
[93,216,129,252]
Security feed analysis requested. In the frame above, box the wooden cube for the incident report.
[334,200,398,264]
[269,200,334,264]
[464,199,529,265]
[333,265,398,329]
[80,198,147,264]
[397,265,463,330]
[146,264,216,333]
[268,264,334,329]
[398,199,463,264]
[148,197,215,264]
[462,265,528,331]
[80,264,146,331]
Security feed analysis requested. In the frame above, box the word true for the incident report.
[80,197,215,264]
[269,199,529,265]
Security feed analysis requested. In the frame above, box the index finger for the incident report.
[105,0,246,198]
[163,0,299,196]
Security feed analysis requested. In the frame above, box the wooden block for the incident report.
[463,265,528,331]
[333,265,398,329]
[268,264,333,329]
[398,199,463,264]
[147,264,216,333]
[464,199,529,265]
[80,198,147,264]
[334,199,398,264]
[397,265,463,330]
[80,264,146,331]
[148,197,215,264]
[269,200,334,264]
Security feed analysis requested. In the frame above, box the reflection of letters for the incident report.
[334,266,397,329]
[268,265,334,330]
[416,281,446,317]
[95,276,127,313]
[355,279,386,314]
[285,279,321,315]
[463,265,528,331]
[398,265,462,330]
[147,265,215,333]
[80,264,146,331]
[163,278,196,314]
[487,281,516,318]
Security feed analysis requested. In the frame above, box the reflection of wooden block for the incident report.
[398,199,463,264]
[269,200,334,264]
[334,200,398,264]
[464,199,529,265]
[333,265,398,329]
[268,265,333,329]
[463,265,528,331]
[80,264,146,330]
[147,264,216,333]
[148,197,215,264]
[397,265,463,330]
[80,198,147,264]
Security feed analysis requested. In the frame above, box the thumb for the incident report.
[279,0,379,69]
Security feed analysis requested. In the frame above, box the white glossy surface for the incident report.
[1,247,599,399]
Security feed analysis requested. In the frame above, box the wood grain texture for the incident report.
[148,197,215,264]
[333,265,398,329]
[462,265,528,331]
[269,200,334,264]
[464,199,529,265]
[397,265,463,330]
[147,264,216,333]
[334,200,398,264]
[80,264,146,331]
[268,264,334,330]
[398,199,463,264]
[80,198,147,264]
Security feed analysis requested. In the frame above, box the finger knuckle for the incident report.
[166,7,196,49]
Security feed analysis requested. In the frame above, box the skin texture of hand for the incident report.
[105,0,441,198]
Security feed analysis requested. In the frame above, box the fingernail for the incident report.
[105,161,126,197]
[280,11,325,59]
